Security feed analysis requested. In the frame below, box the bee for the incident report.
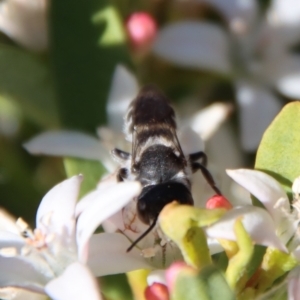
[112,85,221,252]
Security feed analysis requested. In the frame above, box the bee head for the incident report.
[137,181,194,225]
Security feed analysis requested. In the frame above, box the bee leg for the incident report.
[117,167,129,182]
[189,151,207,166]
[111,148,131,163]
[112,149,131,182]
[191,162,222,195]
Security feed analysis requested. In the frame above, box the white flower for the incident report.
[287,266,300,300]
[45,262,102,300]
[23,65,139,174]
[153,0,300,151]
[204,168,300,254]
[0,175,142,297]
[0,263,104,300]
[206,205,287,252]
[0,0,48,52]
[222,169,300,300]
[225,169,300,247]
[0,287,47,300]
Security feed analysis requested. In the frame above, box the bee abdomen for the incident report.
[125,85,176,136]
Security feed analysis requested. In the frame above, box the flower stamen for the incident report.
[25,228,48,250]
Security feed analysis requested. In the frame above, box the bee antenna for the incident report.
[126,215,158,252]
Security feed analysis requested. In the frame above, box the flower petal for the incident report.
[274,54,300,99]
[76,181,142,262]
[75,172,118,217]
[36,175,83,235]
[0,287,47,300]
[228,168,296,244]
[197,0,257,27]
[226,169,288,222]
[235,81,281,151]
[191,123,246,207]
[268,0,300,28]
[87,233,151,276]
[0,209,19,234]
[23,130,113,171]
[0,0,48,52]
[178,127,205,155]
[288,267,300,300]
[102,200,154,250]
[206,206,287,252]
[153,21,230,74]
[0,256,47,293]
[0,231,25,250]
[106,64,139,131]
[207,238,224,254]
[189,102,233,141]
[45,262,101,300]
[147,270,167,286]
[267,0,300,48]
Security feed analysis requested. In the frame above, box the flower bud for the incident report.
[165,261,195,292]
[126,12,157,56]
[145,282,169,300]
[206,195,232,210]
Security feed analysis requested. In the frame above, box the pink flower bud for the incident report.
[165,261,195,291]
[206,195,232,210]
[145,282,169,300]
[126,12,157,56]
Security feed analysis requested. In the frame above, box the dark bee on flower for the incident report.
[112,85,221,251]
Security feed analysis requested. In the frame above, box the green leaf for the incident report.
[64,157,105,197]
[171,265,235,300]
[92,6,126,46]
[255,102,300,196]
[0,45,58,127]
[50,0,130,132]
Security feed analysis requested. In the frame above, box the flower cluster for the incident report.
[142,168,300,300]
[0,175,142,299]
[1,0,300,299]
[3,100,300,300]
